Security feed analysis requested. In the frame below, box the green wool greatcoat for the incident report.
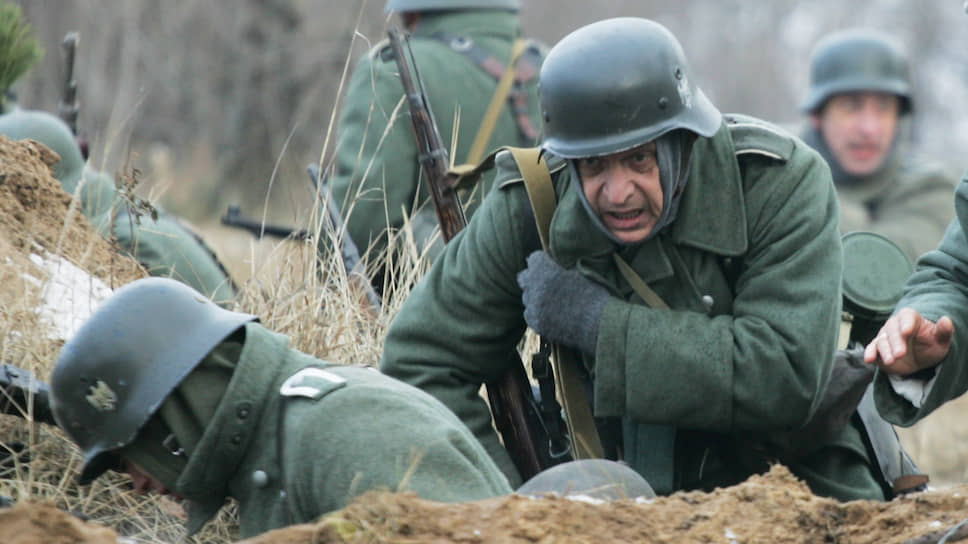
[382,115,887,501]
[328,10,543,266]
[801,125,957,262]
[874,172,968,426]
[180,322,511,538]
[0,107,236,304]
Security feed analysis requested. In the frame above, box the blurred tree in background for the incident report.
[11,0,968,227]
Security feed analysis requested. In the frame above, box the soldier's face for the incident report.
[123,458,183,500]
[813,92,901,176]
[577,142,663,244]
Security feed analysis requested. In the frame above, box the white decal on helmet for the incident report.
[677,73,693,109]
[85,380,117,412]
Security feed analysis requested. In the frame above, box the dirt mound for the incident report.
[0,502,119,544]
[7,465,968,544]
[234,465,968,544]
[0,134,145,348]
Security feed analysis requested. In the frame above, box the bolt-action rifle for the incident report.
[386,27,567,480]
[220,205,311,241]
[220,164,382,312]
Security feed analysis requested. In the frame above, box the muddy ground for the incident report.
[2,134,968,543]
[4,465,968,544]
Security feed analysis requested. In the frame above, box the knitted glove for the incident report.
[517,251,609,355]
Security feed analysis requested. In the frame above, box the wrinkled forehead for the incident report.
[577,141,658,162]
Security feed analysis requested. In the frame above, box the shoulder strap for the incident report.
[505,147,605,461]
[432,32,541,166]
[507,147,555,247]
[466,38,530,166]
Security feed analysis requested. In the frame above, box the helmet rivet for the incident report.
[674,67,683,80]
[252,470,269,487]
[658,97,669,109]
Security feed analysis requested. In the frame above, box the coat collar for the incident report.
[548,122,748,284]
[413,10,521,41]
[180,322,290,535]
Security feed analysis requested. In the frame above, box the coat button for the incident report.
[252,470,269,487]
[237,404,251,420]
[701,295,714,312]
[231,433,243,445]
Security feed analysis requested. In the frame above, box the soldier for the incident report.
[49,277,512,538]
[0,2,236,304]
[327,0,544,292]
[799,28,957,262]
[863,172,967,427]
[382,17,895,501]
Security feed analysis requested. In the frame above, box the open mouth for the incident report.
[604,209,646,230]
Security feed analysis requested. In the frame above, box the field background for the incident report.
[10,0,968,486]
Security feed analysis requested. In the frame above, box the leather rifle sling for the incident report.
[507,146,605,460]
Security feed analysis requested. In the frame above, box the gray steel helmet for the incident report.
[517,459,656,500]
[50,277,256,485]
[0,107,84,190]
[539,17,721,159]
[801,28,912,114]
[385,0,519,13]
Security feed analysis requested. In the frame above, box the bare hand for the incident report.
[863,308,954,375]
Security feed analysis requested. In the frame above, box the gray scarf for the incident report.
[572,129,695,246]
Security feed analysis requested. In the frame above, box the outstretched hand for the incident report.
[863,308,954,375]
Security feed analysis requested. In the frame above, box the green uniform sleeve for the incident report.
[874,175,968,425]
[594,151,843,432]
[381,184,532,486]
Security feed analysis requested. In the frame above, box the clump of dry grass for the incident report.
[0,180,436,543]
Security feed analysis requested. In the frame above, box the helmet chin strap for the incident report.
[572,130,695,246]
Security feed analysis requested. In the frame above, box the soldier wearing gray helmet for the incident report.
[327,0,544,293]
[0,1,236,305]
[49,277,512,538]
[49,277,658,536]
[800,28,956,262]
[382,17,894,501]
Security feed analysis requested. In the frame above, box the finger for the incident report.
[882,315,910,360]
[863,338,879,364]
[935,315,955,345]
[875,332,897,366]
[897,308,919,336]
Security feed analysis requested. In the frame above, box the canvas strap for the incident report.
[465,38,530,166]
[507,146,604,460]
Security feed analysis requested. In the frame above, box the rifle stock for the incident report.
[0,364,57,426]
[386,28,467,243]
[387,28,557,480]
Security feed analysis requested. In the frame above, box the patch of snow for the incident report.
[26,252,113,341]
